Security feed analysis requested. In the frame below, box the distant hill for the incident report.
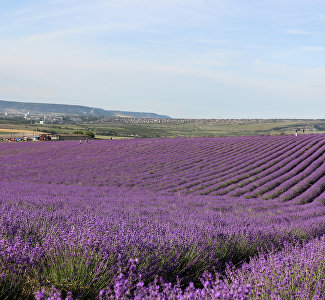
[0,100,170,119]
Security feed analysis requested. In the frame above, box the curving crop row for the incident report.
[206,136,320,196]
[158,136,298,193]
[231,138,325,197]
[1,134,324,204]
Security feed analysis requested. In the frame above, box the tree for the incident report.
[85,131,95,139]
[73,130,84,135]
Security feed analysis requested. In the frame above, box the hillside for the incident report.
[0,99,170,118]
[1,135,325,298]
[2,134,325,203]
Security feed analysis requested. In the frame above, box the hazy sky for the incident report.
[0,0,325,118]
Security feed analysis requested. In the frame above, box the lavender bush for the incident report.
[34,237,325,299]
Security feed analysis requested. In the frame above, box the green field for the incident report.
[1,118,325,139]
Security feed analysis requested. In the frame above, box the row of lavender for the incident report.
[1,134,325,203]
[1,181,324,298]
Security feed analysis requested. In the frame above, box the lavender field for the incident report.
[1,134,325,299]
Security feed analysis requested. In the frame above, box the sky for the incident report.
[0,0,325,118]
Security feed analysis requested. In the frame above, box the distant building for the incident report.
[52,134,88,141]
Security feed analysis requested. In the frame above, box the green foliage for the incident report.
[0,277,29,300]
[85,131,95,139]
[73,130,84,135]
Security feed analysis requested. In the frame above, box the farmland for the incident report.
[1,134,325,299]
[1,117,325,139]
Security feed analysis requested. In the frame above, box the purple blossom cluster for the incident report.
[1,134,325,298]
[227,236,325,299]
